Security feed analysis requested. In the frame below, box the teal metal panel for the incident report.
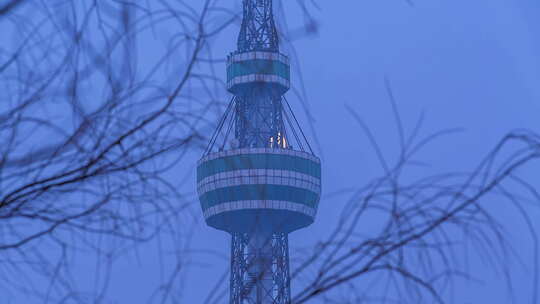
[199,184,319,210]
[197,153,321,182]
[227,59,290,81]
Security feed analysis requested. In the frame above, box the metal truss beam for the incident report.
[231,232,291,304]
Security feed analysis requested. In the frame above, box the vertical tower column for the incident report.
[230,0,292,302]
[231,232,291,304]
[235,91,284,148]
[247,230,273,303]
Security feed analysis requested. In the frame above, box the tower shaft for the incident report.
[235,92,285,149]
[235,0,284,149]
[232,2,290,300]
[231,232,291,304]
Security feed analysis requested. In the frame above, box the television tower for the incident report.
[197,0,321,303]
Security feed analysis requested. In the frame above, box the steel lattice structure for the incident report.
[197,1,321,303]
[238,0,279,52]
[230,233,291,304]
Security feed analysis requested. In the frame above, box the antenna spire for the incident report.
[237,0,279,52]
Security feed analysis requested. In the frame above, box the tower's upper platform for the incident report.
[227,51,290,95]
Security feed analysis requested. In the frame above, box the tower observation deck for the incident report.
[197,1,321,303]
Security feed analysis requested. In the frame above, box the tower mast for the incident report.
[237,0,279,53]
[197,1,321,303]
